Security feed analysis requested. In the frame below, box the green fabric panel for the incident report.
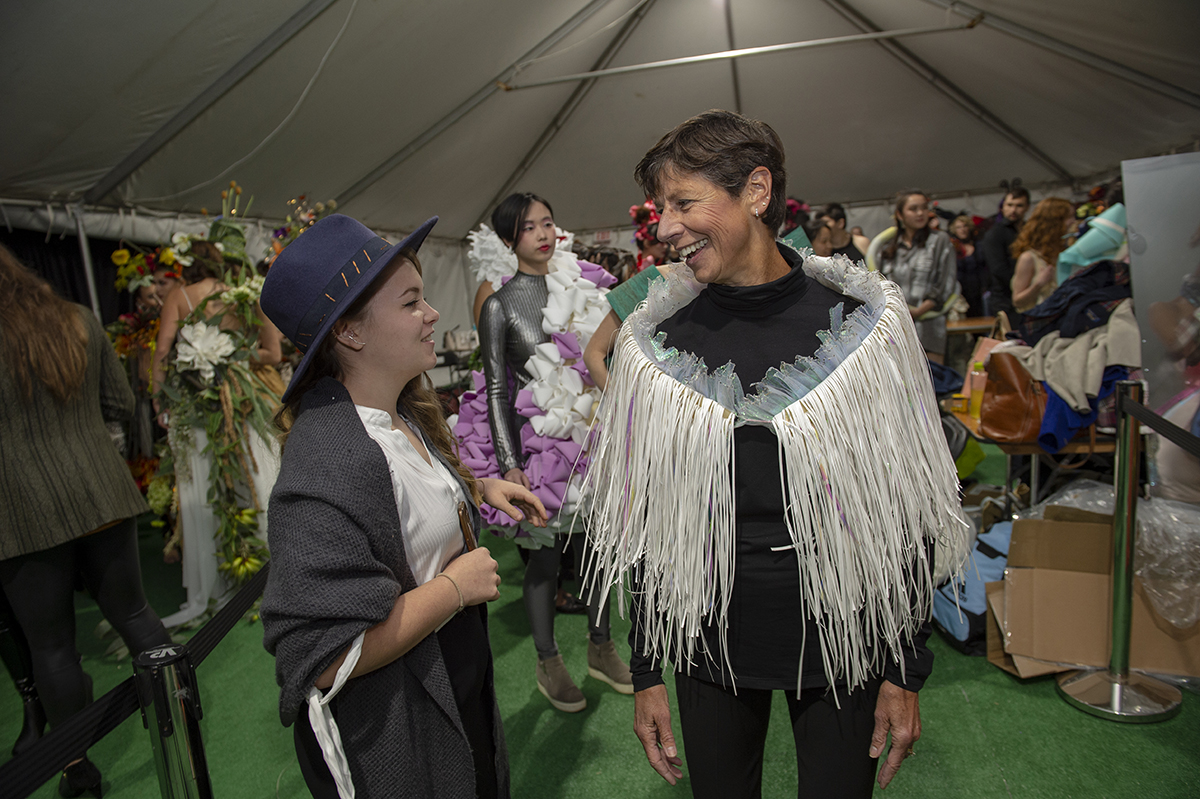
[605,265,660,321]
[782,227,811,251]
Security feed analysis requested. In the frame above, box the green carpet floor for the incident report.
[3,509,1198,798]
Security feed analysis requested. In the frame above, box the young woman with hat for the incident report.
[258,214,545,799]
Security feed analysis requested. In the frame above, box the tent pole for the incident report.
[72,205,102,321]
[920,0,1200,111]
[502,23,970,89]
[83,0,341,205]
[820,0,1072,183]
[473,0,658,230]
[336,0,619,209]
[723,0,743,115]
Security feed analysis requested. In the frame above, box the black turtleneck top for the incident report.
[628,245,934,694]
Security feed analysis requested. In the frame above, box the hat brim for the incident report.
[280,216,438,403]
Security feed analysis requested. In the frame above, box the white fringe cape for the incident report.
[582,252,969,694]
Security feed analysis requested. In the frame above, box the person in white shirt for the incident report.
[259,214,545,799]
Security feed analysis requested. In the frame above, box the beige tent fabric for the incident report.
[2,0,1197,238]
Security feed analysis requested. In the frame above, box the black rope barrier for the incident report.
[0,562,270,799]
[188,561,271,667]
[0,678,139,799]
[1119,395,1200,460]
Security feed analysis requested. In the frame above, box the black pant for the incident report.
[294,605,498,799]
[675,672,880,799]
[0,518,170,727]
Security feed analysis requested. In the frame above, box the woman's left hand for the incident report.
[480,478,549,527]
[870,681,921,789]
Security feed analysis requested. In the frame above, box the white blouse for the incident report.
[308,407,469,799]
[355,405,466,586]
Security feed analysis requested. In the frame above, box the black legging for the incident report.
[524,534,610,659]
[0,518,170,727]
[674,672,881,799]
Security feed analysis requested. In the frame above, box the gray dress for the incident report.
[477,271,548,475]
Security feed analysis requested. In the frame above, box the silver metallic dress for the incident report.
[477,271,548,475]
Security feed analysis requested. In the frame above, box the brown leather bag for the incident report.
[979,352,1046,443]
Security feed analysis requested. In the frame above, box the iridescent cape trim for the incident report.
[583,250,969,694]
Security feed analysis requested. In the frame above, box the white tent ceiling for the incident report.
[3,0,1198,238]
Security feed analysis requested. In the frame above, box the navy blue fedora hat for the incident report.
[261,213,438,402]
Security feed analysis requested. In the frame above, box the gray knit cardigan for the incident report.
[1,306,148,560]
[261,377,510,799]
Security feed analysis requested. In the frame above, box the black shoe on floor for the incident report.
[59,757,102,798]
[555,588,587,615]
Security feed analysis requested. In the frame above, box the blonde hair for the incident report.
[0,244,88,403]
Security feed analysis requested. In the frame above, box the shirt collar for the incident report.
[355,405,394,430]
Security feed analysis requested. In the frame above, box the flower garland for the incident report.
[156,190,279,584]
[106,312,160,364]
[454,227,613,543]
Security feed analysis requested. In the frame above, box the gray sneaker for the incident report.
[536,655,587,712]
[587,640,634,695]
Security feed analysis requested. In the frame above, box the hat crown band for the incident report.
[291,236,390,354]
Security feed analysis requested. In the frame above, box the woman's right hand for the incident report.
[504,467,531,489]
[152,398,169,430]
[634,685,683,785]
[442,547,501,606]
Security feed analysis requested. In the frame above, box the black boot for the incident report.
[58,756,102,798]
[12,676,47,757]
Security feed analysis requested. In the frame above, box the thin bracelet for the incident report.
[437,572,465,613]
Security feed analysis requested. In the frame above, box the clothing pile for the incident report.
[997,260,1139,452]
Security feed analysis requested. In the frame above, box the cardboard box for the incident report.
[998,511,1200,678]
[985,581,1070,678]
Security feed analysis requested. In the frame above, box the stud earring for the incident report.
[754,207,760,218]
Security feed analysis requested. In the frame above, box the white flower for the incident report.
[219,276,264,306]
[175,322,235,382]
[213,242,225,252]
[171,232,189,245]
[175,253,194,267]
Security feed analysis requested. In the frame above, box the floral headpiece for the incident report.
[630,200,660,243]
[162,231,222,270]
[111,245,181,292]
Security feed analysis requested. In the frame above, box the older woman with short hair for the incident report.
[584,111,966,798]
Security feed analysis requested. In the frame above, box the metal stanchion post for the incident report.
[1056,381,1182,722]
[133,645,215,798]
